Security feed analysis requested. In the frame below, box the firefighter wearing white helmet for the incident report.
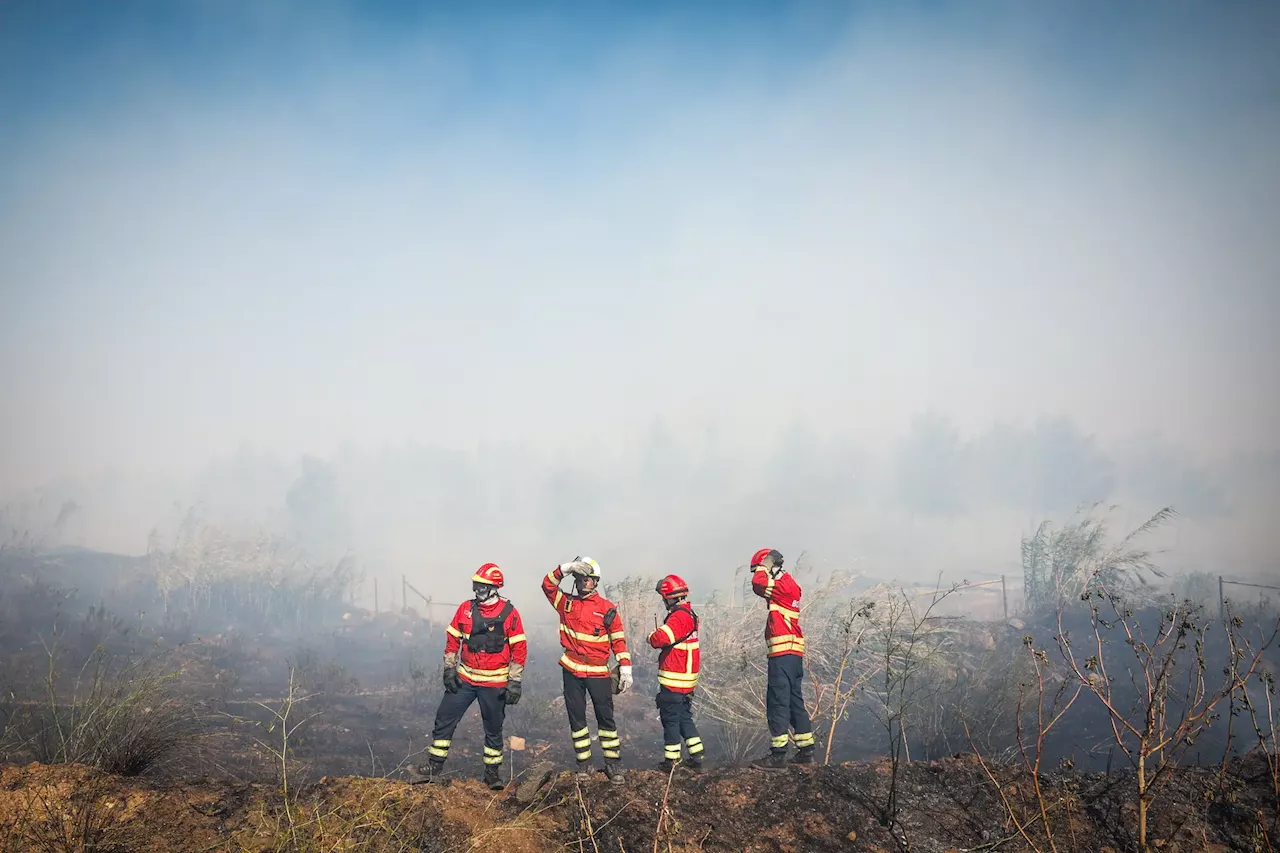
[542,555,631,783]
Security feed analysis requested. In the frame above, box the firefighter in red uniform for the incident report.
[406,563,527,789]
[748,548,816,768]
[648,574,705,771]
[542,556,631,783]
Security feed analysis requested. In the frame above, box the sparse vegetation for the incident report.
[1,503,1278,851]
[2,631,197,778]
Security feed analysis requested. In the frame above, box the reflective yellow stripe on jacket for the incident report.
[459,663,510,685]
[559,654,610,676]
[768,602,800,620]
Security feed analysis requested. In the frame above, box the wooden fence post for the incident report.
[374,577,379,614]
[1001,575,1008,620]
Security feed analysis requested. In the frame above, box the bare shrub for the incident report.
[1056,585,1280,851]
[856,582,966,833]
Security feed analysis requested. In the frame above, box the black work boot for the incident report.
[604,759,625,784]
[405,759,445,784]
[573,760,594,782]
[790,747,815,765]
[750,751,788,771]
[483,764,504,791]
[685,754,705,773]
[655,758,679,773]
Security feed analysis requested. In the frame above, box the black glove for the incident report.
[503,680,522,705]
[443,666,460,694]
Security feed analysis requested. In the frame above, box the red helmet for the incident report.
[471,563,504,588]
[655,574,689,600]
[750,548,783,569]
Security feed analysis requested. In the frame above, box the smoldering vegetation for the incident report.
[1,500,1278,851]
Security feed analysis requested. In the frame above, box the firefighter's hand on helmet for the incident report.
[559,559,586,575]
[503,680,522,705]
[617,665,633,694]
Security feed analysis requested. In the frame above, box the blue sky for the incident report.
[1,0,1278,512]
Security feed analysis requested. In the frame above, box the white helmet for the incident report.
[573,556,601,579]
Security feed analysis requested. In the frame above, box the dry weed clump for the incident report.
[146,510,359,635]
[2,632,199,778]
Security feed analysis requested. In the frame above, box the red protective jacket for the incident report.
[648,602,700,693]
[444,597,528,687]
[542,565,630,678]
[751,569,805,657]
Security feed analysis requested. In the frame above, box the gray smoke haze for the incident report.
[2,3,1278,602]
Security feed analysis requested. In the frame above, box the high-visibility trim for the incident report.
[672,640,699,651]
[768,602,800,620]
[459,663,511,676]
[794,731,815,747]
[770,734,789,748]
[658,671,699,689]
[664,745,682,759]
[484,754,504,765]
[614,651,632,662]
[685,736,704,755]
[507,633,527,645]
[602,749,621,759]
[657,667,698,681]
[559,625,610,643]
[460,660,509,686]
[767,635,806,656]
[446,624,464,639]
[573,737,591,749]
[762,573,776,598]
[459,663,511,684]
[608,631,626,641]
[576,752,592,761]
[428,745,450,759]
[657,624,677,644]
[571,727,590,739]
[560,654,610,675]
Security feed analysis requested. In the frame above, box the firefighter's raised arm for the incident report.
[542,563,574,613]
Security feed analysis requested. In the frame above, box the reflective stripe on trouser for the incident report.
[766,653,813,753]
[656,686,702,761]
[429,680,507,765]
[563,667,619,762]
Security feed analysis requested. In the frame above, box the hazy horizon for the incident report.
[3,2,1278,601]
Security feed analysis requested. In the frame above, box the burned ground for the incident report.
[0,756,1276,852]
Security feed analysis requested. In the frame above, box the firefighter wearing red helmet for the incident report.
[748,548,816,769]
[406,563,527,789]
[542,556,630,783]
[648,574,705,771]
